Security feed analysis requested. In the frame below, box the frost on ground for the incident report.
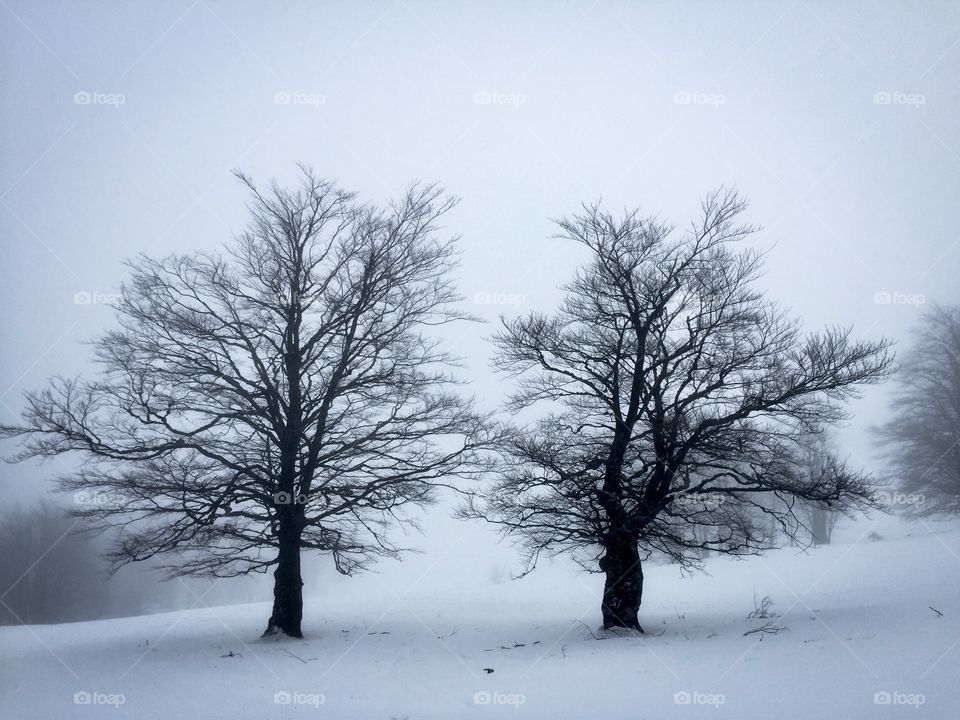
[1,518,957,719]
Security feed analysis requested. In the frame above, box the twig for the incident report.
[282,649,317,663]
[747,593,775,620]
[579,621,602,640]
[743,621,787,636]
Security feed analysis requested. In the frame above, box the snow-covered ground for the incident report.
[2,516,958,719]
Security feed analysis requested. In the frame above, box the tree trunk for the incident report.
[811,507,830,545]
[599,532,644,632]
[264,508,304,638]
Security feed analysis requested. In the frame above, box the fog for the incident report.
[1,0,957,629]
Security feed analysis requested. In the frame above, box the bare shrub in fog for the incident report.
[463,190,893,631]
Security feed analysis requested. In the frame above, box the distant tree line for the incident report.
[0,502,253,625]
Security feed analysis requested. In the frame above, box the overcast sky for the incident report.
[2,0,958,517]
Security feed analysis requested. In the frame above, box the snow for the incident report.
[2,517,958,719]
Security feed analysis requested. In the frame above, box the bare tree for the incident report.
[463,190,892,631]
[875,304,960,516]
[2,168,494,638]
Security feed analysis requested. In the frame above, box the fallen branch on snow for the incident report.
[743,622,787,637]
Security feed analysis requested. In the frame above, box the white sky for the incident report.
[2,0,958,513]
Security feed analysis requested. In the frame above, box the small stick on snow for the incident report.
[579,621,602,640]
[743,622,787,637]
[282,649,316,664]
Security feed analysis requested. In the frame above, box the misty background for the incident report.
[1,0,958,624]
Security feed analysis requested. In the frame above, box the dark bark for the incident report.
[264,507,304,638]
[599,531,644,632]
[265,282,305,639]
[595,425,654,631]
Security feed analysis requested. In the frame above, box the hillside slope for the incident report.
[2,518,958,719]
